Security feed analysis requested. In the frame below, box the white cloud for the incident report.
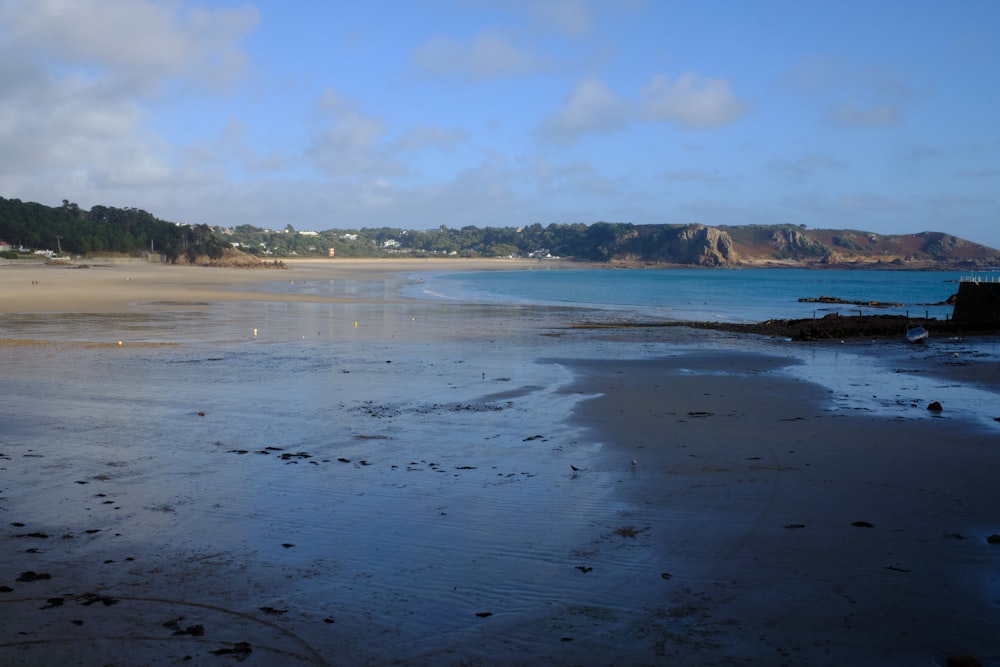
[539,71,746,143]
[530,156,620,198]
[91,152,174,188]
[539,77,628,144]
[783,57,915,130]
[395,125,468,152]
[638,73,746,129]
[780,56,844,94]
[768,153,846,182]
[527,0,593,37]
[0,0,257,202]
[784,58,917,100]
[306,88,403,176]
[827,102,901,128]
[412,31,543,81]
[781,193,910,224]
[0,0,257,86]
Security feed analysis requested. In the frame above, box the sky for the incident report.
[1,0,999,250]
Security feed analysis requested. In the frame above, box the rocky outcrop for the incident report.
[183,247,287,269]
[662,224,738,266]
[769,228,830,259]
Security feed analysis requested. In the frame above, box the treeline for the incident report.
[0,196,632,261]
[0,197,227,262]
[234,221,671,261]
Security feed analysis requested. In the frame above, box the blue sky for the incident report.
[2,0,998,249]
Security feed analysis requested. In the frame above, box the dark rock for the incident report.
[78,592,118,606]
[210,642,252,659]
[259,606,287,615]
[164,618,204,636]
[947,656,983,667]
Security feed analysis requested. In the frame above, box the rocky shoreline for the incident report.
[574,313,998,341]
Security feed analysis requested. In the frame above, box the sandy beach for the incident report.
[1,259,998,666]
[0,258,553,315]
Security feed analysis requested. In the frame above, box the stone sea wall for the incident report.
[951,280,1000,324]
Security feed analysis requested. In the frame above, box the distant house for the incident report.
[0,240,11,252]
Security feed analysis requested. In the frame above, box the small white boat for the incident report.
[906,324,928,343]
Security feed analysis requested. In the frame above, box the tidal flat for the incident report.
[1,260,998,666]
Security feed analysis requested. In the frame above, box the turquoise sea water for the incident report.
[404,266,1000,431]
[407,267,991,322]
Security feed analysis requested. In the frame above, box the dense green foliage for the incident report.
[0,197,227,262]
[230,222,618,260]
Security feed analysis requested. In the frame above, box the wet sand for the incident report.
[562,352,1000,665]
[1,259,998,666]
[0,257,551,315]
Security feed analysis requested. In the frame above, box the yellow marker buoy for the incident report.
[253,328,257,336]
[117,341,123,347]
[354,321,359,328]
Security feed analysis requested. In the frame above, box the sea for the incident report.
[397,265,1000,430]
[403,266,988,322]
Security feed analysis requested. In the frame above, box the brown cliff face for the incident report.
[769,228,826,255]
[719,225,1000,267]
[604,224,998,267]
[665,224,738,266]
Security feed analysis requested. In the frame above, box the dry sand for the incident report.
[1,259,998,666]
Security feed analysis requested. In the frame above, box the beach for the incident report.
[1,259,998,666]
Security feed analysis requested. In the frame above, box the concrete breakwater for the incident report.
[952,278,1000,324]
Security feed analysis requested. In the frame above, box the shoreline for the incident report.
[0,257,581,315]
[4,259,995,337]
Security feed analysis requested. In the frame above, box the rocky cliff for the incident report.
[657,224,738,266]
[635,224,1000,268]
